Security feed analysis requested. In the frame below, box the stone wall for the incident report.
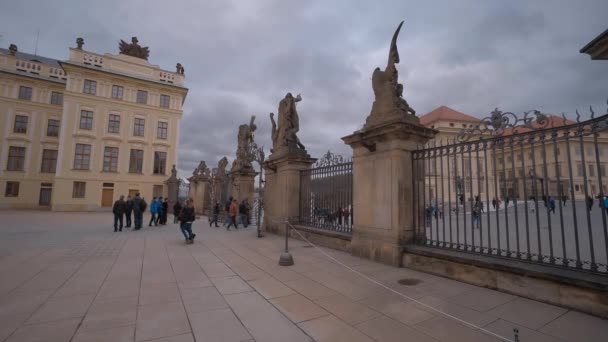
[403,245,608,318]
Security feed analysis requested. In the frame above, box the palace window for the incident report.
[157,122,168,139]
[111,85,123,99]
[136,90,148,104]
[80,110,93,130]
[5,182,19,197]
[577,163,584,177]
[73,144,91,170]
[103,147,119,172]
[41,149,58,173]
[133,118,145,136]
[7,147,26,171]
[13,115,28,133]
[108,114,120,133]
[153,151,167,174]
[50,92,63,105]
[18,86,32,100]
[72,182,86,198]
[83,79,97,95]
[160,94,170,108]
[589,164,596,177]
[129,149,144,173]
[47,119,60,137]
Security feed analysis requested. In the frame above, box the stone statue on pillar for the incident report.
[269,93,306,155]
[188,161,211,214]
[342,21,435,266]
[365,21,416,129]
[231,116,257,172]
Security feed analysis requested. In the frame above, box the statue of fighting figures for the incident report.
[194,161,210,178]
[217,157,229,176]
[366,21,415,127]
[270,93,305,153]
[232,116,257,172]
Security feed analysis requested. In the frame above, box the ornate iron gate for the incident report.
[412,108,608,274]
[297,151,353,234]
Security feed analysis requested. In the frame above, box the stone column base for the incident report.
[350,230,404,266]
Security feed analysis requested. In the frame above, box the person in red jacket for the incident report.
[226,199,238,230]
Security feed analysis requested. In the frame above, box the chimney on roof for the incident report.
[8,44,17,56]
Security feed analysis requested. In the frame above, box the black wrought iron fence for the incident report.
[297,151,353,234]
[412,108,608,274]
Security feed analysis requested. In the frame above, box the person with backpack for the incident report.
[178,198,196,244]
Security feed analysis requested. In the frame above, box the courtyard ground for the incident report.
[0,211,607,342]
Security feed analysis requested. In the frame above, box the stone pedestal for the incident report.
[262,150,316,235]
[342,117,435,266]
[165,176,180,214]
[229,168,257,203]
[187,175,209,215]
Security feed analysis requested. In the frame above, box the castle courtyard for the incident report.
[0,211,606,342]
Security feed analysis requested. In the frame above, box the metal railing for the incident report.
[297,151,353,234]
[412,109,608,274]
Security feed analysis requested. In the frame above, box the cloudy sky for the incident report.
[1,0,607,177]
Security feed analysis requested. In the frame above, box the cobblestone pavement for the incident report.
[0,211,607,342]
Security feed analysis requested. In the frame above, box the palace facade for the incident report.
[0,39,188,210]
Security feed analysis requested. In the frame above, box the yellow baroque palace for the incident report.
[0,38,188,210]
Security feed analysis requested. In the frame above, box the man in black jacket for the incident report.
[132,194,146,230]
[125,195,133,228]
[209,202,220,227]
[113,195,126,232]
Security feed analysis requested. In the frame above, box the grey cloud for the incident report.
[2,0,607,179]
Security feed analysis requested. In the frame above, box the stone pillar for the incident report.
[263,152,316,235]
[165,165,180,214]
[343,117,435,266]
[187,175,209,215]
[230,169,257,203]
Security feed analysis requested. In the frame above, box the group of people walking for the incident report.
[208,197,252,230]
[111,194,197,244]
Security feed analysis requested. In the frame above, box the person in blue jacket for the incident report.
[149,197,159,227]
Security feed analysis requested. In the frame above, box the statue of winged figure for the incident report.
[118,37,150,60]
[367,21,415,127]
